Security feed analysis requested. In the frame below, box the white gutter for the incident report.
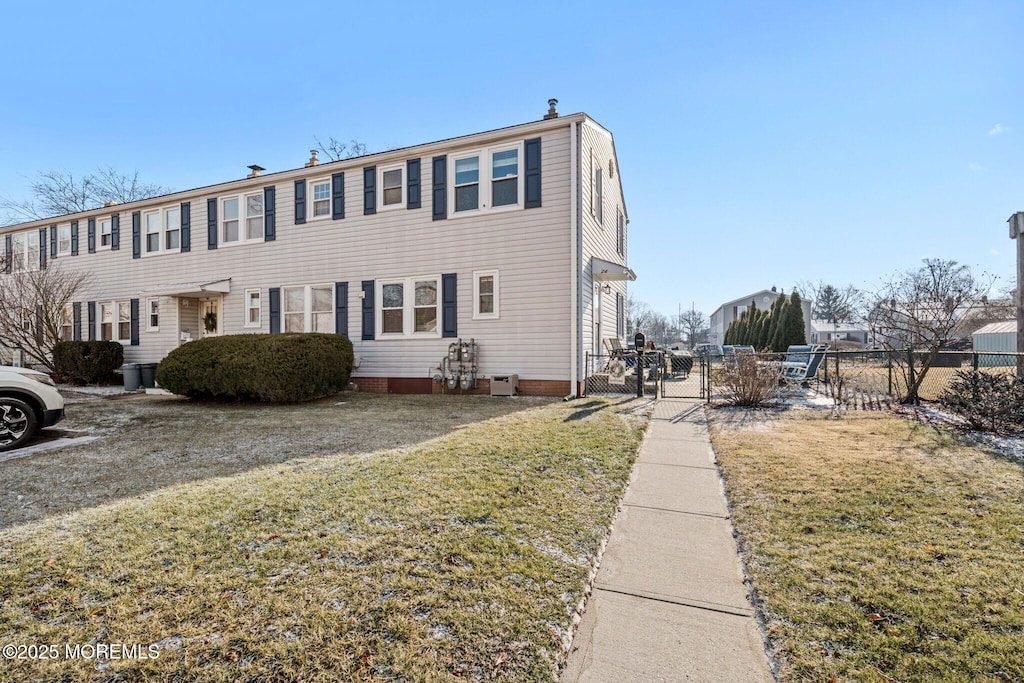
[568,119,580,398]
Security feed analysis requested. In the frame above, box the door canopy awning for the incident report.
[592,257,637,282]
[140,278,231,298]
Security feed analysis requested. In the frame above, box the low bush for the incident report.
[938,370,1024,434]
[716,355,781,407]
[51,341,124,384]
[155,333,354,402]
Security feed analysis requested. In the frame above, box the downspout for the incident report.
[568,119,580,399]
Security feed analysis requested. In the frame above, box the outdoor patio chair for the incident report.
[779,344,829,386]
[603,337,628,359]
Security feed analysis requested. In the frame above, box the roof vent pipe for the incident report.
[247,164,265,179]
[305,150,320,168]
[543,98,559,120]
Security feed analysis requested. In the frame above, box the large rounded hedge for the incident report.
[155,333,354,402]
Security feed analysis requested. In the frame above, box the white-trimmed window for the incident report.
[144,210,160,253]
[450,142,523,215]
[142,207,181,255]
[57,224,72,256]
[377,275,440,338]
[616,207,625,256]
[245,289,261,328]
[221,192,264,244]
[61,304,74,341]
[147,298,160,332]
[380,165,404,209]
[283,285,333,333]
[99,218,113,249]
[100,300,131,343]
[594,167,603,225]
[310,179,331,219]
[11,231,39,273]
[164,206,180,250]
[473,270,499,320]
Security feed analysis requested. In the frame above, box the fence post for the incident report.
[583,352,589,397]
[887,351,893,396]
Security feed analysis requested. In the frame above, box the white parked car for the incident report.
[0,366,66,451]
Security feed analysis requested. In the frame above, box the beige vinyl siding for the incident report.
[8,123,575,382]
[579,120,629,359]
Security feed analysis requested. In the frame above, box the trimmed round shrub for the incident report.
[155,333,354,402]
[52,340,125,385]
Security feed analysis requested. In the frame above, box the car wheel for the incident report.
[0,398,38,452]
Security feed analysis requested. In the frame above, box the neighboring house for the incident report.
[972,321,1016,366]
[0,103,633,397]
[708,288,813,346]
[810,319,870,345]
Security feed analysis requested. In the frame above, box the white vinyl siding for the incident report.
[0,119,582,381]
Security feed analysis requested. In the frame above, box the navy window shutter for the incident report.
[39,228,47,270]
[432,155,447,220]
[407,158,421,209]
[442,273,457,338]
[361,280,375,340]
[87,301,96,341]
[73,302,82,341]
[207,198,218,249]
[363,166,376,215]
[524,137,542,208]
[332,172,345,219]
[3,235,10,273]
[294,180,306,224]
[335,282,348,336]
[49,225,57,258]
[132,211,141,259]
[111,214,120,250]
[264,186,276,241]
[181,202,191,252]
[130,298,140,346]
[269,287,281,333]
[71,220,79,255]
[87,218,96,253]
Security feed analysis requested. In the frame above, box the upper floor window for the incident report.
[222,193,264,244]
[594,167,603,225]
[11,231,39,273]
[144,211,160,253]
[100,218,113,249]
[311,180,331,219]
[143,207,181,255]
[379,165,404,209]
[165,207,180,250]
[57,225,72,256]
[377,275,440,338]
[450,143,523,216]
[616,208,625,256]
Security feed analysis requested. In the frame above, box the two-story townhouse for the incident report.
[1,103,634,397]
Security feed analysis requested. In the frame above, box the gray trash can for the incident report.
[140,363,158,388]
[122,363,142,391]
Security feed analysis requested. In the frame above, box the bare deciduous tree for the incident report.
[864,259,993,403]
[0,256,90,369]
[312,137,369,162]
[1,168,171,225]
[677,307,709,349]
[624,293,651,338]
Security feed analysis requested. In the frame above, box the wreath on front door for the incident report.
[203,311,217,332]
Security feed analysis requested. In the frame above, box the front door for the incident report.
[200,297,221,338]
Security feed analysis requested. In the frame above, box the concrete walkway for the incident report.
[561,398,774,683]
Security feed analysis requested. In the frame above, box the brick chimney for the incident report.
[543,98,559,120]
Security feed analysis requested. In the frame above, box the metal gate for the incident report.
[661,353,709,400]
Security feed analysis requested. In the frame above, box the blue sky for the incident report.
[2,1,1022,320]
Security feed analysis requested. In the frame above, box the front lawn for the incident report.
[0,397,645,681]
[709,410,1024,681]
